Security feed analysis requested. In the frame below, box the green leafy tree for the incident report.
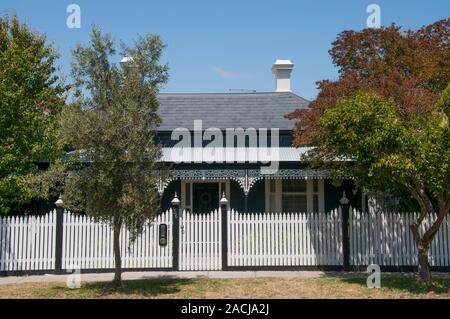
[58,28,168,284]
[288,19,449,283]
[0,14,65,214]
[316,89,449,282]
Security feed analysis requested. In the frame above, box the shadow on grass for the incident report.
[338,275,450,295]
[50,277,196,298]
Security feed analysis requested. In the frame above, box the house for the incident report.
[4,60,448,274]
[155,60,365,214]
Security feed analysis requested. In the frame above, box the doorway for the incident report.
[193,183,219,214]
[181,180,230,213]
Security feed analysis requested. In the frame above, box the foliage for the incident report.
[287,18,449,282]
[287,19,449,146]
[0,14,65,214]
[318,91,449,198]
[316,88,450,281]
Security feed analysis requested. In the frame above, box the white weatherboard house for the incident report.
[0,60,449,274]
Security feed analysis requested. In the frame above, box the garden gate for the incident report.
[178,209,222,270]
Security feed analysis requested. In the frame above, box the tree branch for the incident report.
[403,182,427,225]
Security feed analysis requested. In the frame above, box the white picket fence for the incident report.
[179,209,222,271]
[349,209,450,267]
[0,210,172,272]
[0,211,56,271]
[1,208,449,272]
[63,210,173,270]
[228,209,343,266]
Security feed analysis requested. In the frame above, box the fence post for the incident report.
[220,193,228,270]
[54,195,64,273]
[171,193,180,271]
[340,191,350,271]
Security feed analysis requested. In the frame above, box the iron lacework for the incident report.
[156,169,349,196]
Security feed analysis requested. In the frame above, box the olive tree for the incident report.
[58,27,168,284]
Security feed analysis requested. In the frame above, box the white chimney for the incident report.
[272,59,294,92]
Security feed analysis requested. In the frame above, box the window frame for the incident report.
[265,179,325,213]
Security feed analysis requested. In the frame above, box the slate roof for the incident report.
[157,92,309,131]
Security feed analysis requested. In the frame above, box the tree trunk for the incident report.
[404,184,449,283]
[113,219,122,286]
[410,224,432,283]
[418,247,432,282]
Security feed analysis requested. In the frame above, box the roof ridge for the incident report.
[158,91,310,102]
[159,91,293,95]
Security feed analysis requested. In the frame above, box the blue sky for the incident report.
[1,0,449,99]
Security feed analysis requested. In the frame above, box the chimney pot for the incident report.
[272,59,294,92]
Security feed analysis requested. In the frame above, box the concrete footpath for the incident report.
[0,271,331,285]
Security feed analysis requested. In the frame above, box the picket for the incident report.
[1,208,449,272]
[61,210,172,270]
[228,211,344,267]
[0,211,56,271]
[348,211,450,267]
[178,209,221,271]
[226,209,450,268]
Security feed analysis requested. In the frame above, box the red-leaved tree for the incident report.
[287,19,449,146]
[287,19,450,282]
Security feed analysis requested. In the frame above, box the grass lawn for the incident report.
[0,275,450,299]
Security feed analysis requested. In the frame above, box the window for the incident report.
[266,179,324,213]
[312,180,320,212]
[269,180,277,212]
[282,194,307,212]
[282,180,307,212]
[282,179,307,192]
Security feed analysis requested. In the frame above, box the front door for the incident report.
[180,182,222,271]
[193,183,219,214]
